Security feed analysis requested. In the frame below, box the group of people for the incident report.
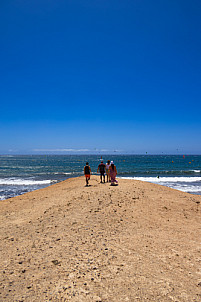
[84,160,118,186]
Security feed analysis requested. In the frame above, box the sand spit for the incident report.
[0,176,201,302]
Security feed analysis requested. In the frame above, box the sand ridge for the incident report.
[0,176,201,301]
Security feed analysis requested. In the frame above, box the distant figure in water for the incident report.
[84,162,91,186]
[106,160,111,182]
[97,160,106,183]
[109,161,118,185]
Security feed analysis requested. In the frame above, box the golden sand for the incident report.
[0,176,201,301]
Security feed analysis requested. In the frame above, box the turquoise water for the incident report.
[0,155,201,200]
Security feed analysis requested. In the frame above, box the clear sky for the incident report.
[0,0,201,154]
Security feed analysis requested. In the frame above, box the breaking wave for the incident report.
[0,178,55,186]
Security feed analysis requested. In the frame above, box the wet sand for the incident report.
[0,176,201,301]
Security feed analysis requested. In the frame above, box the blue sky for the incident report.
[0,0,201,154]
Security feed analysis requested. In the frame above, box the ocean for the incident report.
[0,155,201,200]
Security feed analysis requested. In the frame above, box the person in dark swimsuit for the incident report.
[97,160,106,183]
[84,162,91,186]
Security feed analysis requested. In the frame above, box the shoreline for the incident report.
[1,154,201,201]
[0,176,201,301]
[1,173,201,202]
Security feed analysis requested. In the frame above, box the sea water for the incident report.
[0,155,201,200]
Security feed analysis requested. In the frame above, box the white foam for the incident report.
[120,176,201,194]
[0,195,7,200]
[0,178,53,186]
[120,177,201,183]
[53,172,72,175]
[172,184,201,193]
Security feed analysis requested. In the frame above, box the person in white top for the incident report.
[105,160,111,182]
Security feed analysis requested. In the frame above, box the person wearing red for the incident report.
[109,161,118,185]
[84,162,91,186]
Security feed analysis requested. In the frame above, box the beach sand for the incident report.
[0,176,201,301]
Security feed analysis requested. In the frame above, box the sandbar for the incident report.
[0,176,201,301]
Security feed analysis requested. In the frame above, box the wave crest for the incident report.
[0,178,54,186]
